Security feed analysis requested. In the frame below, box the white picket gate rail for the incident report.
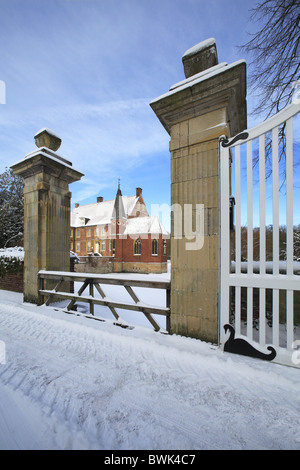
[219,101,300,368]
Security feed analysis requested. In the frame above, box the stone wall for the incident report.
[75,256,114,274]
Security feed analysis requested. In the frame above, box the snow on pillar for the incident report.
[150,39,247,343]
[11,128,84,304]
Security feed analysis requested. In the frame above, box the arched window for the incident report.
[152,238,158,256]
[134,238,141,255]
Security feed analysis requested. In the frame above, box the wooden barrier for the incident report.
[38,270,170,333]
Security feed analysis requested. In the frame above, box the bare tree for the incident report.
[0,168,24,248]
[239,0,300,185]
[240,0,300,118]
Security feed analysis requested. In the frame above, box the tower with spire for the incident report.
[111,179,126,271]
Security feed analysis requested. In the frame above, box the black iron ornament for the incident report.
[223,324,277,361]
[220,132,249,148]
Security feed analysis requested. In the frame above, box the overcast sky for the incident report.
[0,0,266,214]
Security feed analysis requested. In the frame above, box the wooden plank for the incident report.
[44,278,64,306]
[166,287,171,333]
[39,290,170,316]
[286,117,294,350]
[228,273,300,291]
[124,285,161,332]
[124,285,140,304]
[66,279,89,312]
[38,271,170,333]
[234,101,300,143]
[38,271,170,290]
[259,134,266,346]
[89,282,94,315]
[234,145,241,335]
[94,283,119,321]
[272,126,279,276]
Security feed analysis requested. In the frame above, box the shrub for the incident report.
[0,256,24,278]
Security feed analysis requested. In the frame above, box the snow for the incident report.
[23,147,74,168]
[34,128,62,140]
[169,62,227,91]
[124,215,169,236]
[71,196,140,227]
[11,147,78,172]
[182,38,216,59]
[0,268,300,450]
[150,60,246,105]
[0,247,24,260]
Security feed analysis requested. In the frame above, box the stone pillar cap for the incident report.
[182,38,218,78]
[34,128,62,151]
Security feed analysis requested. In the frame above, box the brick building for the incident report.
[70,185,169,273]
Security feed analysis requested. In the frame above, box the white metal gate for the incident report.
[219,101,300,368]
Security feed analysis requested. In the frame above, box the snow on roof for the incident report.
[124,216,169,237]
[71,196,139,227]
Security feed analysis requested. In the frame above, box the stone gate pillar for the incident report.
[11,128,84,304]
[150,39,247,343]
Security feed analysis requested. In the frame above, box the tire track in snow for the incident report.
[0,304,300,449]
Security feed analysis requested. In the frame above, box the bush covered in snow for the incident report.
[0,255,23,278]
[0,247,24,278]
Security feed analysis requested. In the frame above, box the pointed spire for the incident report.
[112,178,126,220]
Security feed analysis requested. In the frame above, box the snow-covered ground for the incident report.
[0,272,300,450]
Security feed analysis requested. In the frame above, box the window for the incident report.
[87,228,91,237]
[87,241,91,252]
[76,229,80,238]
[134,238,141,255]
[152,238,158,256]
[76,242,80,252]
[163,240,167,256]
[101,240,105,252]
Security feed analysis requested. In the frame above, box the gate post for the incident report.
[11,128,84,304]
[150,39,247,343]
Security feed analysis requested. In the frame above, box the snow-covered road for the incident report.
[0,289,299,450]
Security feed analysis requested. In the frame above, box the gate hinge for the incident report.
[220,132,249,148]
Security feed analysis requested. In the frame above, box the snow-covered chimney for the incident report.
[97,196,103,203]
[136,187,142,197]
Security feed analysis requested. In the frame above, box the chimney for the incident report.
[136,187,142,197]
[97,196,103,203]
[75,203,80,208]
